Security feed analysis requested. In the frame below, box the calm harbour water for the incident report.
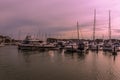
[0,46,120,80]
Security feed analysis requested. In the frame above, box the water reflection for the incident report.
[113,55,116,61]
[62,50,89,62]
[18,49,119,63]
[102,51,118,62]
[48,50,56,63]
[77,53,86,60]
[18,49,90,64]
[18,50,39,64]
[1,46,120,80]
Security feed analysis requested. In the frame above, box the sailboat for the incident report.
[65,21,85,53]
[64,22,79,52]
[103,10,113,51]
[77,22,85,52]
[89,9,99,51]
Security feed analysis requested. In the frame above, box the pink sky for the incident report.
[0,0,120,39]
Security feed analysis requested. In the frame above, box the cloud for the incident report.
[0,0,120,39]
[113,29,120,33]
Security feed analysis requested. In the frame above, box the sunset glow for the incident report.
[0,0,120,39]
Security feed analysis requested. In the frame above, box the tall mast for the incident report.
[77,21,80,40]
[93,9,96,41]
[109,10,111,40]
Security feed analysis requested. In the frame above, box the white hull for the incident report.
[0,43,5,47]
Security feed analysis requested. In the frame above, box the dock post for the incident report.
[112,45,117,55]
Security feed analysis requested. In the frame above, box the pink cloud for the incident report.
[0,0,120,39]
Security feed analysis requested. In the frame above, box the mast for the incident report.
[93,9,96,41]
[109,10,111,40]
[18,30,21,40]
[77,21,80,41]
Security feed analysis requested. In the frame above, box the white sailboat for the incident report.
[64,22,79,52]
[89,9,99,51]
[65,21,85,53]
[103,10,113,51]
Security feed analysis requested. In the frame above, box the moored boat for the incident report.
[18,35,42,50]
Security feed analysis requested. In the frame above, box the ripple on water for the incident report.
[0,46,120,80]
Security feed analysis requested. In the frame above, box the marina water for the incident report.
[0,46,120,80]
